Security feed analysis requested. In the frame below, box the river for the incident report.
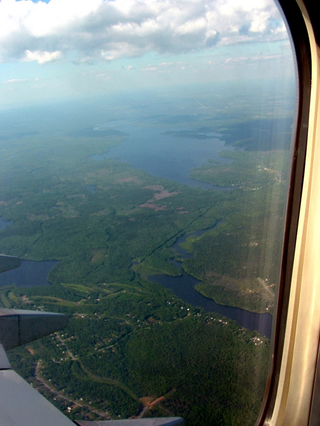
[89,122,272,337]
[148,225,273,338]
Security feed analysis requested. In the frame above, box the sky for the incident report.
[0,0,295,108]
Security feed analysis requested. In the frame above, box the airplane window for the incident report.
[0,0,297,424]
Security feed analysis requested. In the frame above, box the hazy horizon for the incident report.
[0,0,295,109]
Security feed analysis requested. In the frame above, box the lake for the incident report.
[89,122,233,189]
[0,260,58,288]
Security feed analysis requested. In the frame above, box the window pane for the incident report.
[0,0,296,424]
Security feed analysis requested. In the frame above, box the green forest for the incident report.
[0,92,293,424]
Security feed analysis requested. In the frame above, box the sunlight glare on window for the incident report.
[0,0,297,424]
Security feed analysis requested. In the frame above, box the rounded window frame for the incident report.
[258,1,320,425]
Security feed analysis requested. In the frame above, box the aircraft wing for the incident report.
[0,256,184,425]
[0,309,183,425]
[0,309,74,426]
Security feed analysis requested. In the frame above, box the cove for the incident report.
[149,226,272,338]
[0,260,59,288]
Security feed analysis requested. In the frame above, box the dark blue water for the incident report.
[0,217,11,230]
[149,225,272,338]
[171,222,223,258]
[89,123,233,189]
[84,185,96,194]
[0,260,58,287]
[150,273,272,338]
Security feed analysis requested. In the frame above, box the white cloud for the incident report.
[142,65,158,71]
[225,57,248,64]
[224,53,283,68]
[95,72,110,80]
[23,50,62,64]
[3,77,40,84]
[3,78,28,84]
[0,0,288,64]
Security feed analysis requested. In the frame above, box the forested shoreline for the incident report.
[0,91,293,424]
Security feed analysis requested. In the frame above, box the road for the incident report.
[34,360,111,420]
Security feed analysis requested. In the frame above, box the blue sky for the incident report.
[0,0,295,108]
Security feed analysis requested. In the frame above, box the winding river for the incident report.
[88,123,273,338]
[149,225,273,338]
